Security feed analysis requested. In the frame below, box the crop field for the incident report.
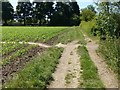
[1,26,118,89]
[2,43,37,65]
[2,27,68,64]
[2,26,85,88]
[2,27,67,42]
[1,1,119,89]
[1,26,69,85]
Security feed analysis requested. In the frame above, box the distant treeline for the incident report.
[1,0,80,26]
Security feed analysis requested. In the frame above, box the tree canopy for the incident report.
[95,2,120,39]
[80,9,95,21]
[80,5,96,21]
[2,0,14,25]
[2,0,80,26]
[16,0,33,25]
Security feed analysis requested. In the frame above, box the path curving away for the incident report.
[48,41,81,88]
[84,35,118,88]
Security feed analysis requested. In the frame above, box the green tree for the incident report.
[2,0,14,25]
[95,2,120,39]
[16,0,32,25]
[44,2,54,25]
[94,1,120,75]
[87,5,96,13]
[50,2,71,26]
[69,1,80,25]
[50,1,80,26]
[33,1,46,25]
[80,8,96,21]
[0,0,2,22]
[69,1,80,16]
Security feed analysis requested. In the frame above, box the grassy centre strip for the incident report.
[77,45,104,88]
[56,26,85,44]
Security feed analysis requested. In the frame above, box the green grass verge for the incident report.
[77,46,104,88]
[80,20,99,41]
[4,47,63,89]
[98,38,119,78]
[56,26,86,45]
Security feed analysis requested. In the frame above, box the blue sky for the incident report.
[9,0,95,11]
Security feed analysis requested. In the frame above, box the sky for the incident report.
[9,0,95,11]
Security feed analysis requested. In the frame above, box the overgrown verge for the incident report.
[80,20,119,87]
[77,46,104,88]
[80,20,99,41]
[3,47,63,89]
[56,26,85,44]
[98,38,120,79]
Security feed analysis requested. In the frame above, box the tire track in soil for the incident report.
[48,41,81,88]
[84,34,118,88]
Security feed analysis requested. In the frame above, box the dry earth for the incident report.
[84,34,118,88]
[48,41,81,88]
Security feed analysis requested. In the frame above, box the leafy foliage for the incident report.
[50,2,80,26]
[2,0,80,26]
[80,20,98,40]
[80,5,96,21]
[87,5,96,13]
[16,0,33,25]
[94,2,120,39]
[90,2,120,76]
[2,0,14,25]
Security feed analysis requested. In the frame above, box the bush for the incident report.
[98,38,120,73]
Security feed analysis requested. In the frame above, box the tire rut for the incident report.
[48,41,81,88]
[84,35,118,88]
